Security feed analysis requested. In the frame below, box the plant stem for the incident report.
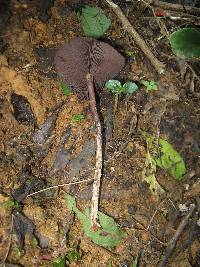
[86,73,103,229]
[114,94,119,114]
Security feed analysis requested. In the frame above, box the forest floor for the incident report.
[0,0,200,266]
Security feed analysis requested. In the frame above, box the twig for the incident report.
[173,211,199,258]
[26,178,94,197]
[130,217,166,246]
[0,214,14,267]
[158,204,196,267]
[104,0,165,74]
[147,199,167,231]
[152,0,200,15]
[86,73,103,229]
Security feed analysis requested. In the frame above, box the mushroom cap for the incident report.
[54,37,125,100]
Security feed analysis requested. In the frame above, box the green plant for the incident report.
[154,138,186,180]
[4,199,20,209]
[141,131,186,199]
[53,255,66,267]
[132,256,140,267]
[60,82,72,96]
[141,80,157,91]
[66,194,127,248]
[67,248,81,263]
[169,28,200,60]
[143,148,165,200]
[105,80,138,95]
[82,6,111,38]
[72,114,85,123]
[144,132,186,180]
[31,237,38,247]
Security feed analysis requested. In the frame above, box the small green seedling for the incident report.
[60,82,72,96]
[72,114,85,123]
[105,80,138,95]
[141,80,158,91]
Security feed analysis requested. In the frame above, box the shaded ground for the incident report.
[0,0,200,266]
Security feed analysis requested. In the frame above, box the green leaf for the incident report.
[106,80,138,95]
[82,209,127,248]
[67,250,81,263]
[108,259,113,267]
[60,82,72,96]
[105,80,122,94]
[144,174,165,198]
[169,28,200,60]
[123,82,138,94]
[82,6,111,38]
[154,138,186,180]
[65,194,127,248]
[4,200,20,209]
[141,80,157,91]
[53,255,66,267]
[66,193,76,211]
[131,256,139,267]
[72,114,85,123]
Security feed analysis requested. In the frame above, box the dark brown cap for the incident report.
[54,37,125,100]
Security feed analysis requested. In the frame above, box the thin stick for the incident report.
[147,199,167,231]
[158,204,196,267]
[86,73,103,228]
[152,0,200,15]
[130,217,166,246]
[104,0,165,74]
[0,214,14,267]
[26,178,94,197]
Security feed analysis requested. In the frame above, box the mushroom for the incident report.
[54,37,125,100]
[54,37,125,228]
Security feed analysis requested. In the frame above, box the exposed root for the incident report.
[26,178,94,197]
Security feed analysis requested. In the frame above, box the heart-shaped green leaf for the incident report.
[123,82,138,94]
[169,28,200,60]
[82,6,111,38]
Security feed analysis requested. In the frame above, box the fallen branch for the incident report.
[152,0,200,15]
[86,73,103,229]
[158,204,196,267]
[26,178,94,197]
[104,0,165,74]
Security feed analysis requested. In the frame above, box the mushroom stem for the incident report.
[86,73,103,229]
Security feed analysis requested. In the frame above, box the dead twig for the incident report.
[104,0,165,74]
[147,199,167,231]
[26,178,94,197]
[158,204,196,267]
[152,0,200,15]
[130,217,166,246]
[86,73,103,229]
[0,214,14,267]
